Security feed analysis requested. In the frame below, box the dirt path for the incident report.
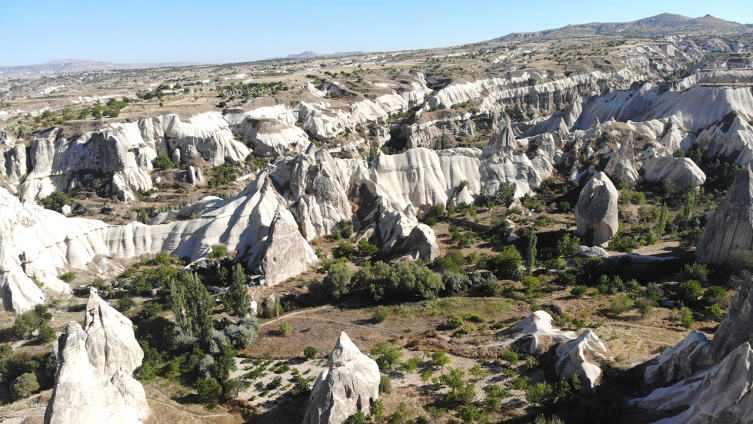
[147,398,236,420]
[258,305,333,328]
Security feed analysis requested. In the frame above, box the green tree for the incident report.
[195,378,222,402]
[683,190,696,225]
[39,191,70,213]
[153,153,174,170]
[304,346,318,359]
[10,373,39,400]
[370,342,402,370]
[431,350,451,370]
[117,296,136,312]
[323,263,352,300]
[678,280,703,304]
[13,305,52,339]
[610,295,634,316]
[227,264,250,317]
[489,245,522,280]
[182,273,215,349]
[278,321,293,337]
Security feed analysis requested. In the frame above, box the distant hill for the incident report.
[0,59,212,79]
[271,51,365,60]
[495,13,753,42]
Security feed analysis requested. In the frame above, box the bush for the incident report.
[195,378,222,402]
[153,153,174,170]
[485,280,502,296]
[500,350,518,366]
[371,342,402,370]
[520,275,540,291]
[379,374,392,394]
[447,316,465,329]
[678,280,703,304]
[703,286,728,306]
[357,240,379,257]
[610,295,634,316]
[357,261,443,301]
[323,263,352,300]
[443,272,471,295]
[207,163,236,187]
[635,298,656,318]
[679,263,709,283]
[10,373,39,400]
[208,244,229,259]
[722,250,753,285]
[154,250,172,265]
[304,346,318,359]
[13,305,52,339]
[278,321,293,337]
[372,306,389,323]
[526,382,553,406]
[60,272,76,283]
[680,307,695,329]
[706,304,724,322]
[117,296,136,312]
[457,324,477,335]
[37,324,56,343]
[39,191,70,213]
[334,241,357,259]
[488,246,522,280]
[571,285,588,298]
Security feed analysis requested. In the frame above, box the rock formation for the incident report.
[303,332,380,424]
[642,156,705,187]
[632,277,753,423]
[604,132,639,187]
[574,172,619,245]
[45,290,149,424]
[695,166,753,265]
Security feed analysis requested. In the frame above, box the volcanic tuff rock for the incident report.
[633,277,753,423]
[695,166,753,265]
[574,172,619,245]
[642,156,706,187]
[303,332,380,424]
[604,132,639,187]
[44,290,149,424]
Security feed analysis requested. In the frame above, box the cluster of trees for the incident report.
[39,190,70,213]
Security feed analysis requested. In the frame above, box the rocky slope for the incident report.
[44,289,149,424]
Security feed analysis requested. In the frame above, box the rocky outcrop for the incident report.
[695,166,753,265]
[510,311,577,354]
[392,224,440,261]
[555,329,608,391]
[604,132,639,187]
[45,290,149,424]
[574,245,609,258]
[642,156,706,187]
[0,171,319,311]
[303,332,380,424]
[225,113,310,158]
[447,185,475,208]
[574,172,619,245]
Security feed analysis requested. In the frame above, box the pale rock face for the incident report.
[604,132,639,187]
[510,311,577,354]
[695,113,753,166]
[574,172,619,246]
[642,156,706,187]
[156,113,250,166]
[303,332,380,424]
[225,113,311,158]
[644,331,710,386]
[696,167,753,265]
[270,146,353,241]
[45,292,149,424]
[257,203,319,285]
[555,329,608,390]
[392,224,440,261]
[0,143,27,185]
[574,245,609,258]
[84,290,144,377]
[447,185,475,209]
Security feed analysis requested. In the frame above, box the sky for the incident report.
[0,0,752,67]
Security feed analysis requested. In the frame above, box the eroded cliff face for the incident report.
[45,290,149,424]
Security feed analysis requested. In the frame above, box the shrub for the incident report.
[679,307,695,329]
[489,245,522,280]
[208,244,229,259]
[447,315,465,329]
[334,241,357,259]
[37,324,56,343]
[60,272,76,283]
[278,321,293,337]
[443,272,471,295]
[679,263,709,283]
[706,304,724,321]
[485,280,502,296]
[571,285,588,298]
[520,275,540,291]
[195,378,222,402]
[10,373,39,400]
[484,396,502,412]
[610,295,634,316]
[154,250,172,265]
[372,306,389,323]
[357,240,379,257]
[357,261,443,301]
[457,324,477,335]
[635,298,656,318]
[722,250,753,285]
[323,263,352,300]
[703,286,728,306]
[678,280,703,304]
[39,191,70,213]
[379,374,392,394]
[208,163,236,187]
[500,350,519,366]
[526,382,553,406]
[13,305,52,339]
[153,153,174,170]
[371,342,402,370]
[304,346,318,359]
[431,350,451,369]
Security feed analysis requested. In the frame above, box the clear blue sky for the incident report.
[0,0,751,67]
